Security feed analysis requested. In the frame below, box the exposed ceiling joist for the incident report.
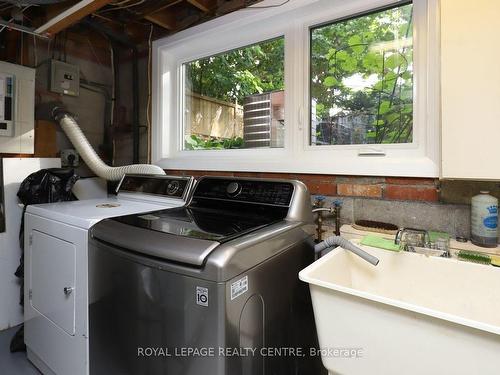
[35,0,114,36]
[187,0,217,13]
[134,0,182,19]
[216,0,246,14]
[144,10,177,30]
[0,0,264,44]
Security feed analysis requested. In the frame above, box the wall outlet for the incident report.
[61,149,79,168]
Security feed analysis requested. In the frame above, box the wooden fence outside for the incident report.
[185,92,243,139]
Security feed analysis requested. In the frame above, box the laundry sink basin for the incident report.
[299,244,500,375]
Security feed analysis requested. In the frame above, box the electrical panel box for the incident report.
[0,73,15,137]
[0,61,35,154]
[50,60,79,97]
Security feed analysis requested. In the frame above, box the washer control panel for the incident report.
[194,178,294,207]
[117,175,193,199]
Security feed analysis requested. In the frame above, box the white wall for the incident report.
[0,158,60,331]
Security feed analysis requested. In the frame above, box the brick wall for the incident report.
[165,170,439,202]
[163,170,500,240]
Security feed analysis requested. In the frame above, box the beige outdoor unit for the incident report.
[243,91,284,148]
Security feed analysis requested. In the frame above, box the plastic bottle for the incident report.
[471,191,498,248]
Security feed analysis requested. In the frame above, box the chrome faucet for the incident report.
[395,228,430,249]
[312,196,342,242]
[395,227,450,258]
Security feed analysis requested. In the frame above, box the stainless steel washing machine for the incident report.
[89,177,324,375]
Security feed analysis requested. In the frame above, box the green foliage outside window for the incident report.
[184,134,245,150]
[185,38,285,104]
[184,38,285,150]
[311,4,414,145]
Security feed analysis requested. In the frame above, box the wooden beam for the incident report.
[145,10,177,30]
[134,0,183,19]
[35,0,113,36]
[215,0,246,15]
[144,3,205,32]
[176,13,201,30]
[186,0,216,13]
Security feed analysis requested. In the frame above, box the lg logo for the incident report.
[196,286,209,307]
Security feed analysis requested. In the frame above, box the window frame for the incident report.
[152,0,440,177]
[181,35,286,152]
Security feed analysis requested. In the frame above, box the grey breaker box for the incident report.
[50,60,80,97]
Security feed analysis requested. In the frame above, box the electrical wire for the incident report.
[20,17,23,65]
[146,24,153,162]
[47,36,51,60]
[113,0,145,8]
[241,0,290,9]
[50,37,54,59]
[0,4,31,33]
[0,3,13,12]
[109,40,115,127]
[97,0,146,13]
[86,37,106,71]
[64,29,68,62]
[32,34,37,67]
[109,0,136,6]
[20,33,22,64]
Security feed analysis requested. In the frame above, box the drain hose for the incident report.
[52,108,165,181]
[315,235,379,266]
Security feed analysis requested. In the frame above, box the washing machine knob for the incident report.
[226,182,242,197]
[166,180,180,195]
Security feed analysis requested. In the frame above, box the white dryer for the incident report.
[23,174,195,375]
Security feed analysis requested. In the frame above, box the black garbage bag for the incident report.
[10,168,79,353]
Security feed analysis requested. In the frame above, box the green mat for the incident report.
[361,235,401,252]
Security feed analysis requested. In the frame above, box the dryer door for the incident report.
[30,230,76,335]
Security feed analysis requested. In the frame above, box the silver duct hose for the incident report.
[315,235,379,266]
[52,108,165,181]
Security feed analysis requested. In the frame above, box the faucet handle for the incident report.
[314,195,326,207]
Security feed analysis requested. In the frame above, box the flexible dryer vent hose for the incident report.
[52,108,165,181]
[314,235,379,266]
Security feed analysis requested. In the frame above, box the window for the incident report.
[183,38,285,150]
[153,0,439,177]
[310,4,413,146]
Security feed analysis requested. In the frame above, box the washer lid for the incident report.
[91,218,220,266]
[111,205,284,243]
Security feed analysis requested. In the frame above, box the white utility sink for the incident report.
[299,244,500,375]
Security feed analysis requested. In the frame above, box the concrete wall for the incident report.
[32,36,113,177]
[166,170,499,242]
[2,31,150,168]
